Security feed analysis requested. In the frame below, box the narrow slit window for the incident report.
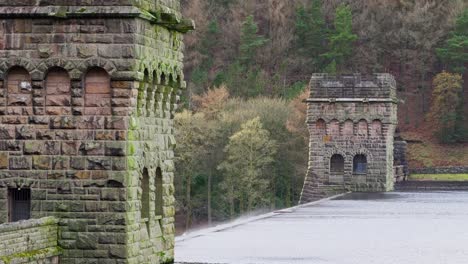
[155,167,163,216]
[8,188,31,222]
[141,168,150,221]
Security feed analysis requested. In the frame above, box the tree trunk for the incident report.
[207,170,212,226]
[185,173,192,231]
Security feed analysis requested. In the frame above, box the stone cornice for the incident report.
[0,6,194,33]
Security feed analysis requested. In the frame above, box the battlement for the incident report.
[309,73,396,99]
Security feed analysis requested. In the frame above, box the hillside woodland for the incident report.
[175,0,468,232]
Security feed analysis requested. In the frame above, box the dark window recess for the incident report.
[155,167,163,216]
[8,188,31,222]
[330,154,345,174]
[353,155,368,174]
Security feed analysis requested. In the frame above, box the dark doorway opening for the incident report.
[8,188,31,222]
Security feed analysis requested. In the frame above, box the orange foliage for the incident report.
[192,85,230,118]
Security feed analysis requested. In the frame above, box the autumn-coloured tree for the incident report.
[192,85,230,118]
[428,72,464,143]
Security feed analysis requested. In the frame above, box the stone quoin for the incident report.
[0,1,193,263]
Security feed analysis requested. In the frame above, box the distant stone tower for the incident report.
[0,1,192,263]
[300,74,398,203]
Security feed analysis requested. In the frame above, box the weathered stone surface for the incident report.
[300,74,398,203]
[0,1,187,263]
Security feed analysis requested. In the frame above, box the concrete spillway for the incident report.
[176,192,468,264]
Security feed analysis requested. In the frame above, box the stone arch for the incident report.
[353,154,368,174]
[357,119,368,137]
[330,154,345,175]
[84,67,111,116]
[45,67,71,115]
[78,57,117,79]
[0,58,35,80]
[5,66,33,115]
[328,119,340,137]
[342,119,354,136]
[37,58,76,80]
[370,119,383,137]
[155,167,163,216]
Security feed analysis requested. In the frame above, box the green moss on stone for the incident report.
[0,247,62,264]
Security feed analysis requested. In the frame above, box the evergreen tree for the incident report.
[437,9,468,74]
[239,15,269,67]
[191,20,220,92]
[322,4,357,73]
[294,0,328,71]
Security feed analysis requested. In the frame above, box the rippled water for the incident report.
[176,192,468,264]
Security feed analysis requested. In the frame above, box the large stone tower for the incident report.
[300,74,398,204]
[0,1,192,263]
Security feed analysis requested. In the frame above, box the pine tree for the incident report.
[239,15,268,67]
[322,4,357,74]
[437,9,468,74]
[294,0,328,71]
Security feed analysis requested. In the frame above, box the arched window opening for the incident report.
[84,67,111,115]
[155,167,163,216]
[353,154,368,174]
[45,67,71,115]
[371,120,383,137]
[328,120,340,136]
[141,168,150,220]
[330,154,344,175]
[6,67,32,114]
[316,119,327,135]
[357,119,368,137]
[342,120,354,136]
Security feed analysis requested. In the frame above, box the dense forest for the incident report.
[175,0,468,232]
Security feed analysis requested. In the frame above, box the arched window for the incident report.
[45,67,71,115]
[6,67,32,115]
[370,120,383,137]
[342,120,354,136]
[328,120,340,136]
[353,154,368,174]
[330,154,344,175]
[141,168,150,220]
[155,167,163,216]
[357,119,368,137]
[316,119,327,135]
[84,67,111,115]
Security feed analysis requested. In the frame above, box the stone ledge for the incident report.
[0,216,58,233]
[0,6,194,33]
[0,247,62,264]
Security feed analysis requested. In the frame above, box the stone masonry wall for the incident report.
[300,74,398,203]
[0,2,187,263]
[0,217,60,264]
